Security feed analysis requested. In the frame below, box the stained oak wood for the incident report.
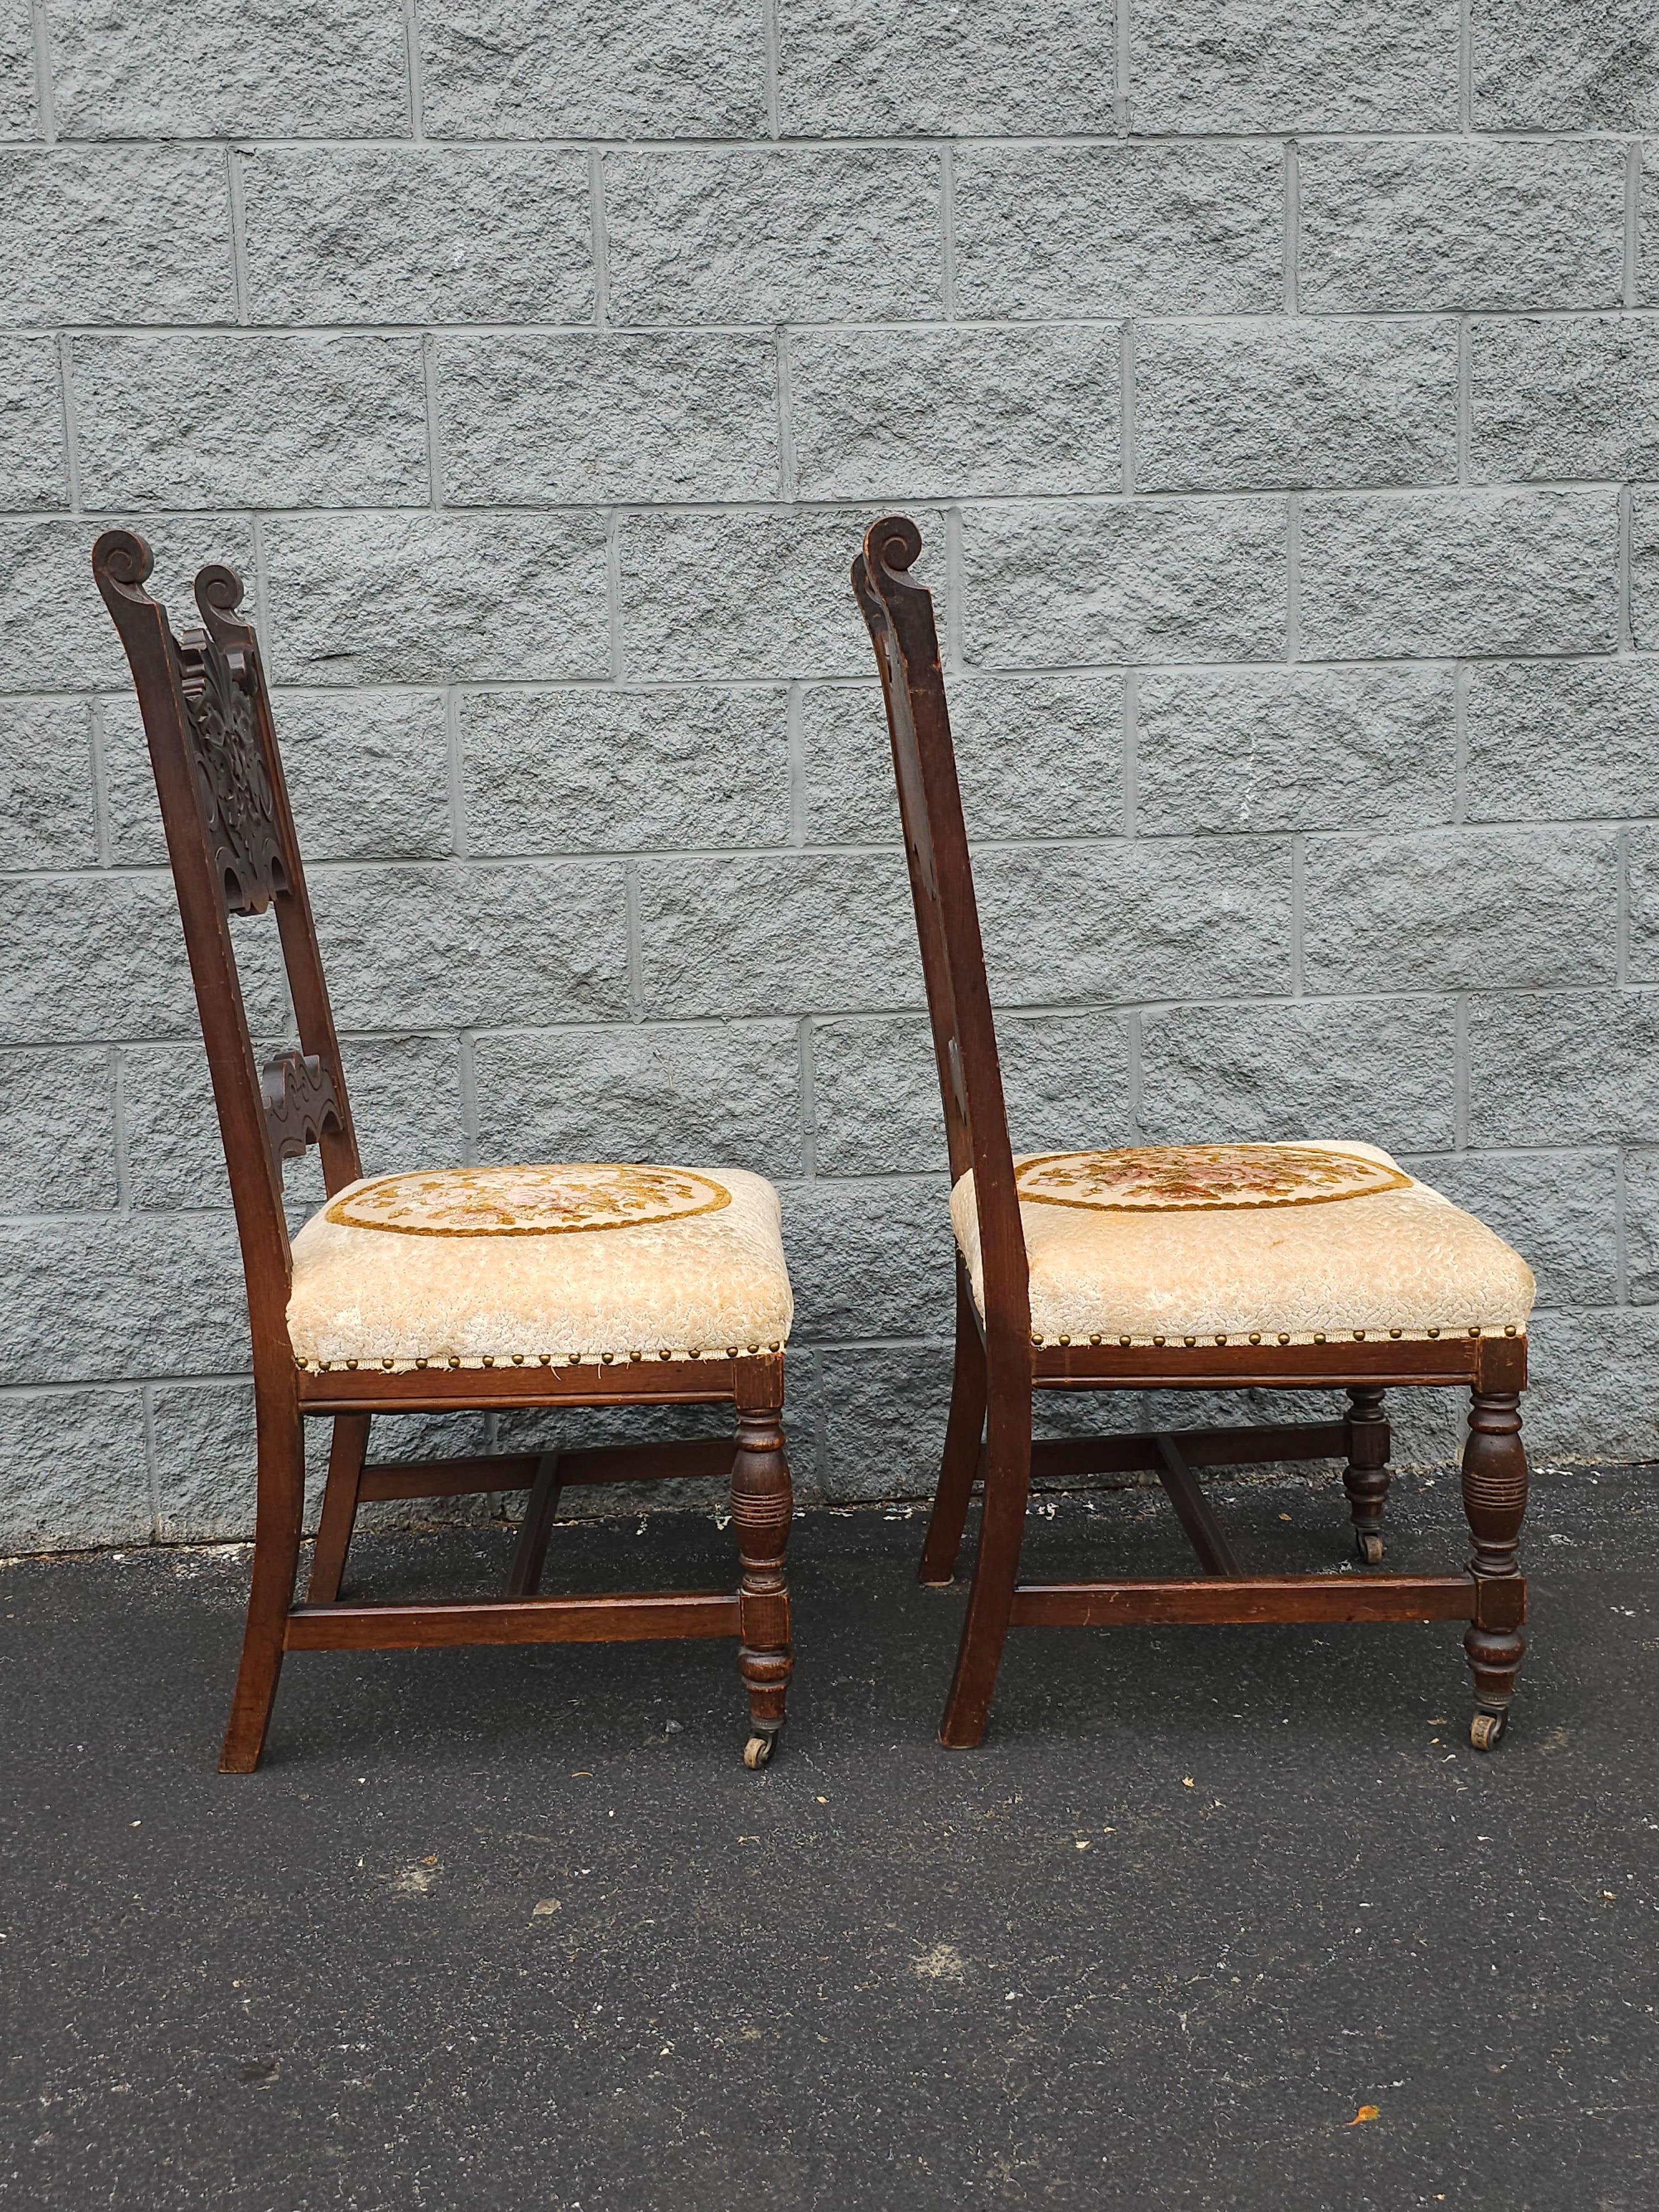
[95,529,792,1770]
[853,512,1531,1749]
[1009,1576,1481,1630]
[285,1592,741,1651]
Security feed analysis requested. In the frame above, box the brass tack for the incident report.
[1313,1332,1326,1344]
[660,1349,674,1360]
[1057,1334,1071,1346]
[601,1352,614,1364]
[1353,1331,1365,1341]
[1504,1324,1517,1336]
[1468,1326,1481,1338]
[345,1358,358,1370]
[512,1354,524,1366]
[447,1355,462,1369]
[1119,1335,1131,1347]
[1153,1335,1166,1347]
[415,1357,429,1370]
[1249,1332,1261,1344]
[1215,1334,1227,1345]
[482,1355,494,1369]
[1089,1333,1102,1344]
[380,1358,394,1370]
[1389,1328,1402,1340]
[539,1353,554,1366]
[1183,1335,1196,1347]
[1277,1333,1290,1345]
[1427,1327,1440,1339]
[1031,1333,1042,1346]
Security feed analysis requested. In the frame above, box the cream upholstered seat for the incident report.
[287,1162,792,1373]
[950,1141,1535,1349]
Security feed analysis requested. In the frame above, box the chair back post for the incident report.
[92,529,361,1373]
[852,515,1032,1380]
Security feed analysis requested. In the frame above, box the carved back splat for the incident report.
[93,530,361,1347]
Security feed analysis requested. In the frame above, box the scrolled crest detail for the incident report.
[176,620,284,915]
[865,513,924,580]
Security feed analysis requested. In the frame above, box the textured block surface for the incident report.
[3,3,1655,1535]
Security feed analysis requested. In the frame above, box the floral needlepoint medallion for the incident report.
[326,1163,732,1237]
[1015,1145,1411,1213]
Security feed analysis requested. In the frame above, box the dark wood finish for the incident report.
[504,1453,564,1598]
[95,530,791,1770]
[307,1413,369,1605]
[1343,1386,1391,1563]
[285,1592,740,1650]
[1009,1575,1480,1629]
[853,513,1531,1751]
[1154,1436,1243,1578]
[1032,1421,1349,1483]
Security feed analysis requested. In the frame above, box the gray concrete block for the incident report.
[472,1021,805,1180]
[1621,487,1659,646]
[1131,0,1460,131]
[812,1009,1135,1177]
[963,498,1286,667]
[264,514,611,685]
[977,837,1292,1004]
[417,0,766,137]
[1139,996,1458,1154]
[1298,489,1619,659]
[1136,666,1456,835]
[1299,140,1626,312]
[439,333,778,507]
[817,1340,954,1502]
[0,876,205,1046]
[0,0,36,137]
[46,0,410,138]
[776,0,1115,135]
[1303,827,1619,993]
[0,1212,248,1385]
[790,326,1120,502]
[1467,993,1659,1147]
[619,509,942,682]
[1623,829,1659,983]
[1520,1305,1659,1461]
[241,147,593,325]
[603,149,944,326]
[72,336,429,510]
[1466,659,1659,822]
[637,853,922,1019]
[0,515,256,696]
[463,687,790,858]
[1471,0,1659,129]
[0,1388,151,1553]
[0,147,233,324]
[123,1031,466,1211]
[803,673,1123,846]
[780,1175,954,1343]
[105,686,454,869]
[0,338,66,509]
[1642,152,1659,306]
[954,143,1284,320]
[310,863,631,1031]
[147,1380,335,1545]
[0,1046,118,1211]
[0,697,96,868]
[1621,1151,1659,1305]
[1412,1148,1618,1307]
[1468,316,1631,483]
[1136,318,1458,492]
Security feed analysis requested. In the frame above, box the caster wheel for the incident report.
[1357,1532,1384,1566]
[743,1733,777,1770]
[1470,1710,1508,1752]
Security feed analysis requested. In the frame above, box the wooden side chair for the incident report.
[96,530,794,1772]
[852,515,1534,1754]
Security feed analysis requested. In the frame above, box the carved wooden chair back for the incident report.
[851,515,1031,1379]
[92,530,358,1367]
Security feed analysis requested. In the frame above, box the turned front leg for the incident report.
[1343,1386,1391,1564]
[1462,1387,1529,1749]
[731,1402,793,1766]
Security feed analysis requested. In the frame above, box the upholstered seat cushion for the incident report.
[950,1142,1534,1347]
[287,1162,792,1372]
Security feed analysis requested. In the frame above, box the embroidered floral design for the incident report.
[326,1163,732,1237]
[1015,1145,1412,1213]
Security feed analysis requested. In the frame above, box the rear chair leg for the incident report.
[306,1412,369,1605]
[221,1396,306,1774]
[731,1404,793,1768]
[1343,1386,1391,1565]
[504,1451,564,1598]
[939,1406,1033,1750]
[919,1272,987,1585]
[1462,1387,1529,1751]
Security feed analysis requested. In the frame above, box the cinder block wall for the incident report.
[2,3,1655,1548]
